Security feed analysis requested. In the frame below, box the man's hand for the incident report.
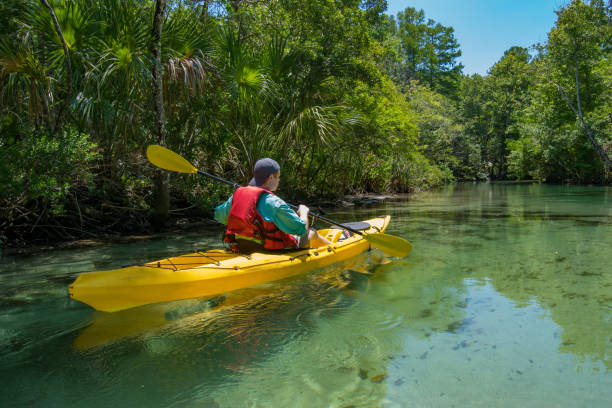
[298,204,310,231]
[297,204,309,217]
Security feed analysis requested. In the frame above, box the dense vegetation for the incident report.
[1,0,610,247]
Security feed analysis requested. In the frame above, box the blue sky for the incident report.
[386,0,566,75]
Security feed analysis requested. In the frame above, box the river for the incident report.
[1,183,610,407]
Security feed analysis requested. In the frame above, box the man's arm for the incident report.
[259,194,307,236]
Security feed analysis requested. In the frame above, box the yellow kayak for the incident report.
[73,253,380,350]
[69,216,391,312]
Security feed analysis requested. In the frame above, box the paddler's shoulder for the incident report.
[258,192,291,210]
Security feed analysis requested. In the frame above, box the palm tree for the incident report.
[214,25,363,191]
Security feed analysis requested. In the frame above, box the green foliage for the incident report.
[394,7,463,97]
[479,46,534,179]
[454,1,610,183]
[406,83,460,173]
[345,77,451,192]
[507,96,609,183]
[502,0,611,182]
[0,128,98,214]
[506,125,544,181]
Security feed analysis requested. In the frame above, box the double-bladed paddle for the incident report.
[146,145,412,257]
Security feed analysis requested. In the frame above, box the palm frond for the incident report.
[278,104,362,148]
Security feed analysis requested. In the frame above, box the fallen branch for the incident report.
[550,79,611,173]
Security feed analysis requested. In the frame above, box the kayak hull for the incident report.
[69,216,390,312]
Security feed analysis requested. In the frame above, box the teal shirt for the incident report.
[214,193,307,236]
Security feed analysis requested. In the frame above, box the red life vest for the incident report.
[224,186,299,251]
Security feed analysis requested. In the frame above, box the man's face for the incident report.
[268,170,281,191]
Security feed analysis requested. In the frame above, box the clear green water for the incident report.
[1,183,611,407]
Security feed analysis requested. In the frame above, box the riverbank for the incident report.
[1,219,221,257]
[1,193,410,257]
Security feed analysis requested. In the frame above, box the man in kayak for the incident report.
[214,158,331,253]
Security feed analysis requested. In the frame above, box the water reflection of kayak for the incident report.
[73,251,385,350]
[73,290,264,350]
[69,216,390,313]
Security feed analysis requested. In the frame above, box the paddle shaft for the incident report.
[198,170,241,190]
[197,170,365,236]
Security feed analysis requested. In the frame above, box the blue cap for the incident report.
[249,158,280,186]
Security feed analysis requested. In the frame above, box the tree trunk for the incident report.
[573,58,611,173]
[40,0,72,135]
[200,0,210,21]
[550,74,612,174]
[151,0,170,229]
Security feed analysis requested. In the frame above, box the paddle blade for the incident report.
[365,233,412,257]
[146,145,198,174]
